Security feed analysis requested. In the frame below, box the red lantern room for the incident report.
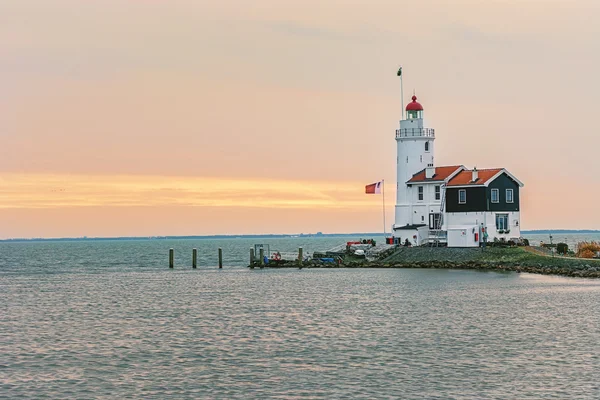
[406,95,423,119]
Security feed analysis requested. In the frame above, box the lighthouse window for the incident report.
[418,186,424,201]
[435,185,441,200]
[425,142,429,152]
[459,189,466,204]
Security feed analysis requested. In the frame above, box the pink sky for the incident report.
[1,0,599,238]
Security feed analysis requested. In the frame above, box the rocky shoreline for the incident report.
[251,247,600,278]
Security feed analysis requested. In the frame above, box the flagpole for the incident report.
[400,67,404,120]
[382,179,386,237]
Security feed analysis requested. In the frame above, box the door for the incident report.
[429,213,441,229]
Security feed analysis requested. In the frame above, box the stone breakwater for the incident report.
[350,260,600,278]
[252,247,600,278]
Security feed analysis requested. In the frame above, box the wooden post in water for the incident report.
[192,248,197,269]
[218,248,223,269]
[250,248,255,269]
[298,247,303,269]
[169,248,174,269]
[259,248,264,268]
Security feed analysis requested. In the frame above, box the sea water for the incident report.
[1,235,599,399]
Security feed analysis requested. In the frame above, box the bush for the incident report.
[579,249,597,259]
[521,238,530,246]
[489,237,510,247]
[576,241,600,258]
[556,242,568,255]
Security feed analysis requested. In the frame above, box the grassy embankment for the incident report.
[367,246,600,278]
[259,246,600,278]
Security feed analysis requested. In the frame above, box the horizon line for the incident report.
[1,229,599,242]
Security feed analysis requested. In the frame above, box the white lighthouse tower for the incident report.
[393,95,436,239]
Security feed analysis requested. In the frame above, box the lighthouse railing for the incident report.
[395,128,435,138]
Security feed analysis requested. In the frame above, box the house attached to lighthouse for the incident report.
[392,95,524,247]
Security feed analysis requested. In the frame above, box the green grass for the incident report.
[383,246,599,268]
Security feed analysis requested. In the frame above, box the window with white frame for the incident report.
[458,189,466,204]
[435,185,441,200]
[491,188,499,203]
[496,214,509,230]
[506,189,514,203]
[418,186,424,201]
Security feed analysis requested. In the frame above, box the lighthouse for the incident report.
[394,95,436,229]
[391,77,524,247]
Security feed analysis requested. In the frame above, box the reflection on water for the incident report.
[1,238,600,399]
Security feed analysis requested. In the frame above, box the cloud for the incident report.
[0,173,378,210]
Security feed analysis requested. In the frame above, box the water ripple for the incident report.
[1,240,600,398]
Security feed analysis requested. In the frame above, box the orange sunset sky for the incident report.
[1,0,599,239]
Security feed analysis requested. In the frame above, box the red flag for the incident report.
[365,181,382,194]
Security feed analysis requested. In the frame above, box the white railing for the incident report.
[395,128,435,138]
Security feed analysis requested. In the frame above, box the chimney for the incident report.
[425,165,435,179]
[472,167,479,182]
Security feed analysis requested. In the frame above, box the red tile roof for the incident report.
[447,168,503,186]
[407,165,463,183]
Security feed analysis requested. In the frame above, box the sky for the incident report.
[1,0,599,238]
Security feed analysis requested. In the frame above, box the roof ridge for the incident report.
[407,165,464,183]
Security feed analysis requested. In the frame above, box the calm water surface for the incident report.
[1,237,599,399]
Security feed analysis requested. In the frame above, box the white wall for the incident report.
[446,211,521,240]
[391,226,430,246]
[394,183,443,228]
[447,226,480,247]
[395,116,435,230]
[396,138,434,202]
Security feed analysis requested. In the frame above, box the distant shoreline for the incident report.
[1,230,599,243]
